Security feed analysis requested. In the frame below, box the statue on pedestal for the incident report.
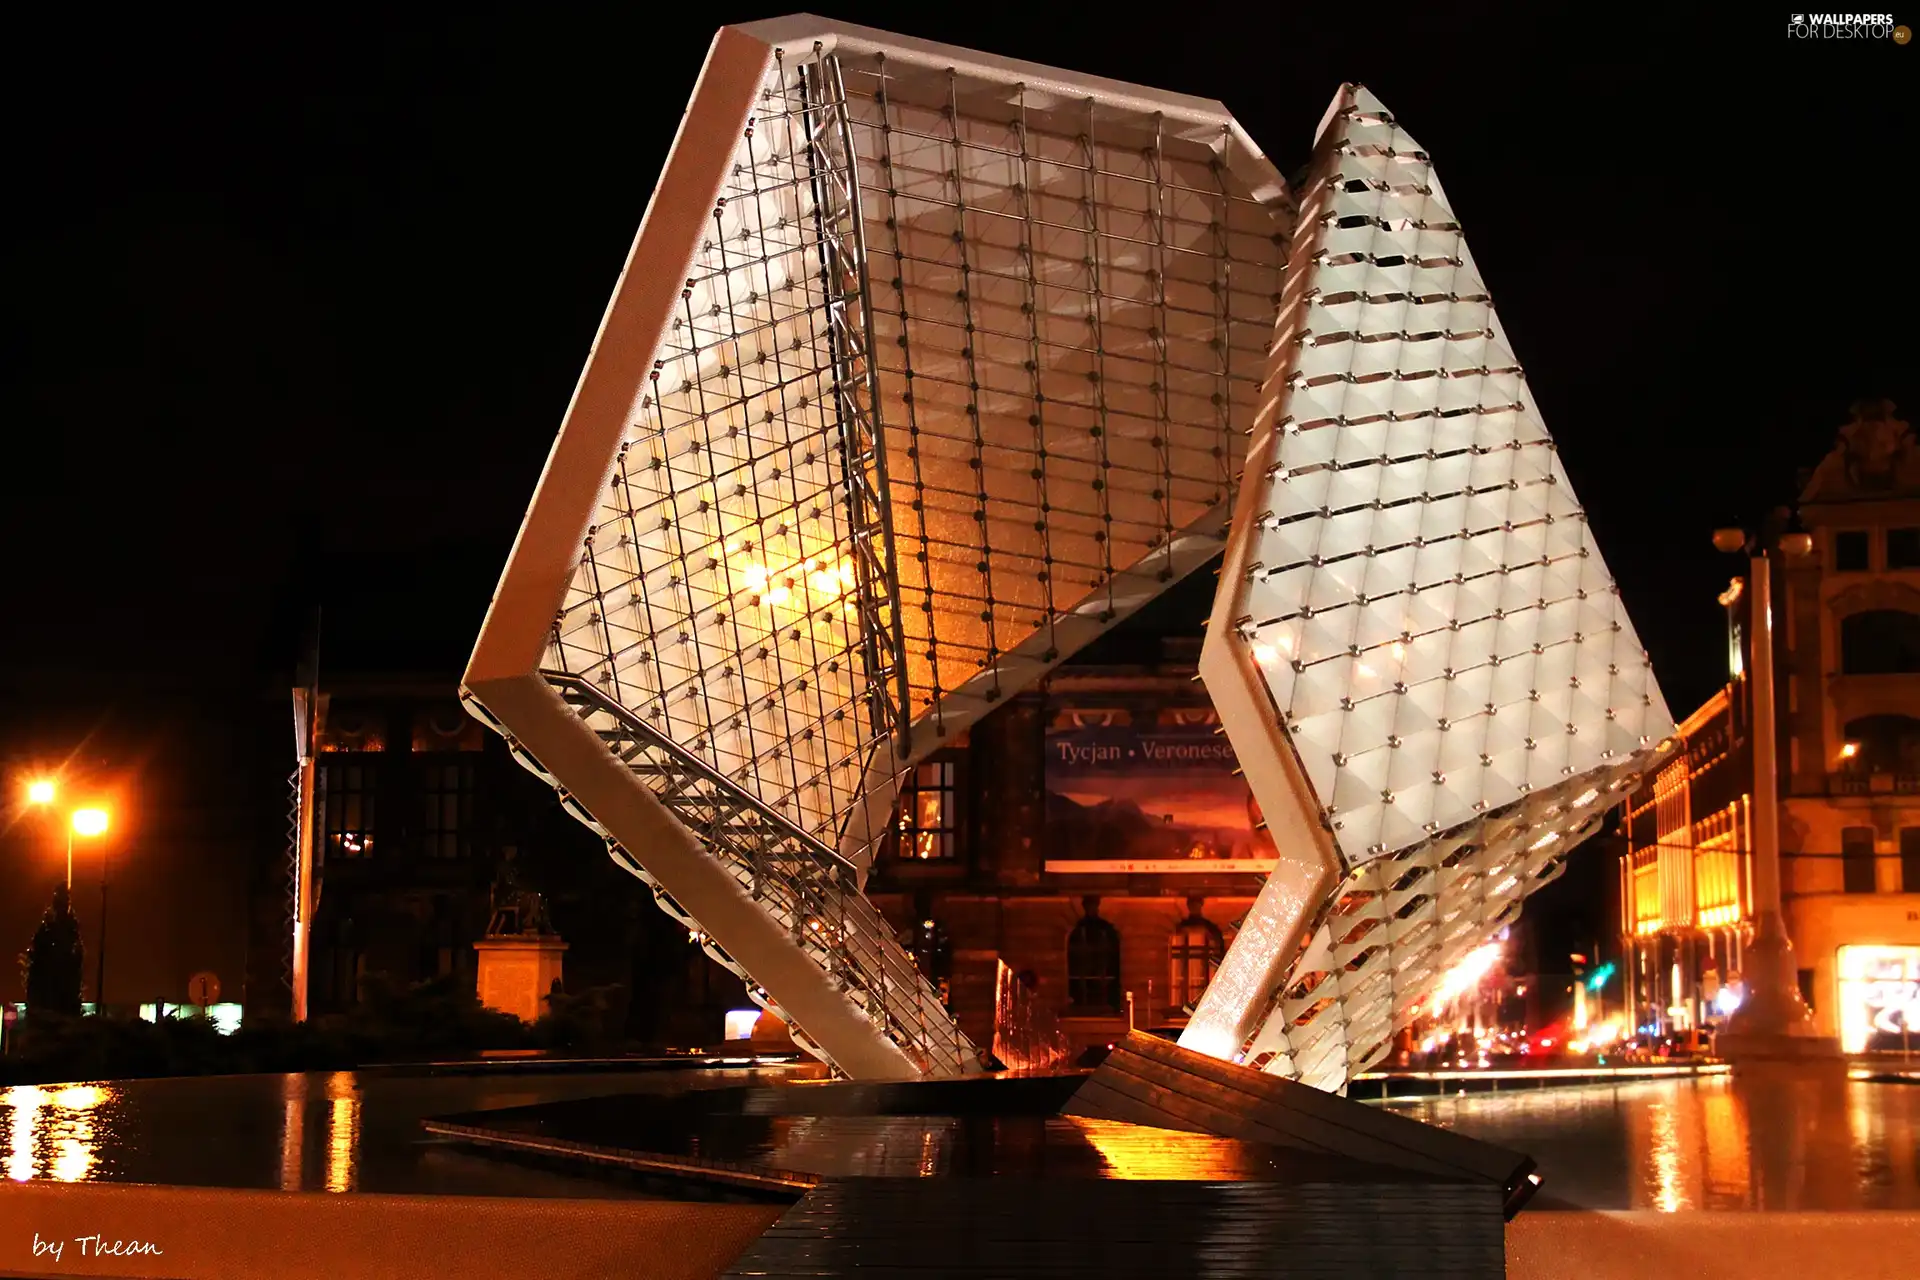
[485,850,554,939]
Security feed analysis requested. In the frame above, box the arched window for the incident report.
[1840,610,1920,674]
[909,918,953,1007]
[1067,909,1121,1013]
[1842,714,1920,775]
[1169,916,1225,1011]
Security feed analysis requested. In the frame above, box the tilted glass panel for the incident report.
[545,52,887,855]
[837,55,1284,733]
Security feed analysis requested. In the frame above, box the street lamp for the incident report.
[27,779,56,806]
[1711,526,1838,1061]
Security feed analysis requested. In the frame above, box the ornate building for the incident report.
[257,673,755,1045]
[862,636,1269,1063]
[1624,400,1920,1051]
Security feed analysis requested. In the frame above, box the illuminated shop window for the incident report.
[319,761,375,858]
[419,762,474,859]
[1837,944,1920,1053]
[1067,911,1121,1013]
[895,759,958,861]
[1169,916,1225,1011]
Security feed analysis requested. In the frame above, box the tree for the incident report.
[21,883,85,1015]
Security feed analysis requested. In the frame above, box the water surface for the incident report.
[7,1067,1916,1209]
[1386,1073,1920,1210]
[2,1066,800,1197]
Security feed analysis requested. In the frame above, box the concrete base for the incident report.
[1715,923,1839,1065]
[1508,1211,1920,1280]
[473,936,568,1024]
[0,1181,779,1280]
[1068,1031,1539,1217]
[1715,1029,1845,1065]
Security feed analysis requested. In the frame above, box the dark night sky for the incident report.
[1,5,1914,996]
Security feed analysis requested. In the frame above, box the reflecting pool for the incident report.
[1387,1073,1920,1210]
[0,1066,802,1197]
[5,1066,1914,1208]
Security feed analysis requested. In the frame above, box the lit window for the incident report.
[1169,916,1225,1011]
[410,705,486,753]
[1067,912,1121,1013]
[420,762,474,859]
[895,759,958,860]
[319,761,375,858]
[318,706,385,753]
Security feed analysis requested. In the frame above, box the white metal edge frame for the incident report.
[463,27,947,1080]
[462,16,1296,1080]
[1180,84,1675,1087]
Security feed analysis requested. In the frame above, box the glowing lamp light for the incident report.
[1432,942,1502,1007]
[27,780,55,805]
[1840,742,1859,760]
[1713,987,1742,1017]
[71,809,109,837]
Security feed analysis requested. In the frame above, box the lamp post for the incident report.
[70,809,110,1009]
[1710,526,1839,1061]
[70,807,108,892]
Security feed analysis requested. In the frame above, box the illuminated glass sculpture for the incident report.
[1176,85,1674,1090]
[462,18,1672,1088]
[462,15,1288,1080]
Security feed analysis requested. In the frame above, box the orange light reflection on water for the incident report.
[323,1072,360,1193]
[2,1084,112,1183]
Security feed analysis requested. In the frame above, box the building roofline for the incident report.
[1676,685,1732,739]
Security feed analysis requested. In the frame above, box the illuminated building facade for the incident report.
[1622,400,1920,1051]
[1621,662,1754,1036]
[463,16,1673,1087]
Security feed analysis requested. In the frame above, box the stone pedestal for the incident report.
[1715,925,1842,1065]
[474,935,568,1024]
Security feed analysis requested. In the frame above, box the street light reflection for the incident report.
[324,1071,360,1193]
[2,1083,112,1183]
[1648,1098,1688,1213]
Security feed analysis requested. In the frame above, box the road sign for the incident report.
[188,972,220,1006]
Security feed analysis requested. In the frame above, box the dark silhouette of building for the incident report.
[247,673,754,1045]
